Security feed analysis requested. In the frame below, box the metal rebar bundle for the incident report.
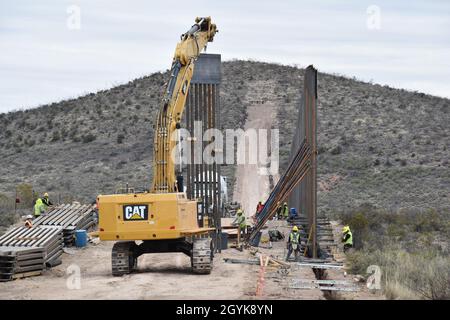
[247,139,312,244]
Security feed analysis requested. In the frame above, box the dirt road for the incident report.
[0,225,328,300]
[233,80,280,220]
[0,242,258,300]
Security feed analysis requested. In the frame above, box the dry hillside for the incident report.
[0,60,449,221]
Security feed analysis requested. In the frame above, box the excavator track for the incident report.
[191,238,213,274]
[111,241,137,276]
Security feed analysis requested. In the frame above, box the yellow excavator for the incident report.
[97,17,218,275]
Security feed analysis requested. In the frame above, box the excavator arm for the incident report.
[151,17,218,193]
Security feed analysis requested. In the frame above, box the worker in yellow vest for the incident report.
[286,226,301,261]
[282,202,289,220]
[34,192,53,217]
[342,225,353,252]
[41,192,53,207]
[233,209,247,235]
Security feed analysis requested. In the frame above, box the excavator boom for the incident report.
[152,17,218,193]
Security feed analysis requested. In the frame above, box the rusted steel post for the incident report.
[186,54,222,245]
[288,66,318,258]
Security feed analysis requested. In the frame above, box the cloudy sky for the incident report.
[0,0,449,113]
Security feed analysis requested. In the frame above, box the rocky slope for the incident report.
[0,60,448,219]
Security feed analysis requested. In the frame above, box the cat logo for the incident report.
[123,205,148,221]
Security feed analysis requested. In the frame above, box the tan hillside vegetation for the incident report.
[0,60,449,223]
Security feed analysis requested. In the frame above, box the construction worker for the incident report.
[256,201,264,215]
[42,192,53,208]
[286,226,301,261]
[253,201,264,224]
[282,202,289,220]
[34,198,45,217]
[341,225,353,252]
[232,209,247,234]
[276,202,282,220]
[33,192,53,217]
[24,215,33,229]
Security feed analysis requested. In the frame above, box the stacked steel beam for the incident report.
[0,247,46,282]
[0,226,63,281]
[247,140,312,244]
[0,203,95,281]
[34,203,96,246]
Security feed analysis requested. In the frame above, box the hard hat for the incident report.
[284,202,287,205]
[292,226,299,232]
[44,193,49,198]
[237,209,243,215]
[25,215,33,220]
[342,226,350,233]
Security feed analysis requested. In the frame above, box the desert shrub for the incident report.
[116,160,127,170]
[347,246,450,300]
[340,206,450,299]
[51,131,60,142]
[330,145,342,155]
[82,134,96,143]
[26,139,36,147]
[0,193,15,229]
[16,183,34,208]
[60,128,68,140]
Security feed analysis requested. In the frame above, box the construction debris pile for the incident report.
[0,203,96,282]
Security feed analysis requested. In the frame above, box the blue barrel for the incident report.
[75,230,87,248]
[220,232,228,250]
